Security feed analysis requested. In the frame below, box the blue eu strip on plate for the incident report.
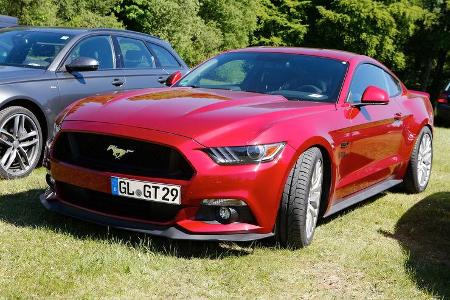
[111,177,119,196]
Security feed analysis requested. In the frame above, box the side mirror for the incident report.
[65,57,99,72]
[165,71,182,86]
[357,86,389,106]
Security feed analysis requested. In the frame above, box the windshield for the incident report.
[0,30,74,69]
[176,52,348,102]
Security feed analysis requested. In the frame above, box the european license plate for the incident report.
[111,177,181,205]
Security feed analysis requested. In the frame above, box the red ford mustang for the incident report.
[41,48,434,248]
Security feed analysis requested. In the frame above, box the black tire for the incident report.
[402,126,433,193]
[0,106,43,179]
[276,147,324,248]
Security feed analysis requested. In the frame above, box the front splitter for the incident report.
[40,190,274,242]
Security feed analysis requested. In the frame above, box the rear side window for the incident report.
[66,35,114,70]
[348,63,388,103]
[117,37,156,69]
[383,71,402,97]
[147,43,180,68]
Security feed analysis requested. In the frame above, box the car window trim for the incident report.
[113,34,161,70]
[111,35,123,69]
[146,41,182,68]
[346,62,392,103]
[144,42,162,68]
[56,34,117,72]
[383,70,402,97]
[444,82,450,92]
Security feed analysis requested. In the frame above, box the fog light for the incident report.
[217,206,238,223]
[219,207,231,219]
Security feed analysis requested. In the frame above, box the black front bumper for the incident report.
[40,190,273,242]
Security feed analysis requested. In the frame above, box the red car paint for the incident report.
[42,47,433,240]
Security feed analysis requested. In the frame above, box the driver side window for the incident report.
[348,64,388,103]
[65,35,114,70]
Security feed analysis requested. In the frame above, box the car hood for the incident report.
[63,87,335,146]
[0,65,48,84]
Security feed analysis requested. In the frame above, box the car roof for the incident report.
[229,47,368,63]
[0,26,162,40]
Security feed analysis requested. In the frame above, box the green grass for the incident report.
[0,127,449,299]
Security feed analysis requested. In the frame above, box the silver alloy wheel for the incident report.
[305,159,323,240]
[0,113,40,177]
[417,133,432,188]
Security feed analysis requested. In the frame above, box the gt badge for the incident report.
[107,145,134,159]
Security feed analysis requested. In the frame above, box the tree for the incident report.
[310,0,425,71]
[401,0,449,97]
[0,0,122,28]
[116,0,260,66]
[252,0,310,46]
[199,0,259,50]
[116,0,222,66]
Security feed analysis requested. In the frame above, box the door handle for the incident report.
[394,112,403,120]
[112,79,124,87]
[158,76,168,84]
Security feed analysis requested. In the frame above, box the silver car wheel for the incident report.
[305,159,323,240]
[0,113,40,177]
[417,133,432,188]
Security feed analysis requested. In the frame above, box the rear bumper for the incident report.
[41,190,274,242]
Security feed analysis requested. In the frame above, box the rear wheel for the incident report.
[402,126,433,193]
[0,106,42,179]
[276,147,323,248]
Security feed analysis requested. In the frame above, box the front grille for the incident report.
[53,132,194,180]
[57,182,181,223]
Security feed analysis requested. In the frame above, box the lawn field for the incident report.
[0,127,449,299]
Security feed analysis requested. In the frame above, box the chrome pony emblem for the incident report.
[107,145,134,159]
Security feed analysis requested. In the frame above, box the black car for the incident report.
[435,81,450,124]
[0,27,189,179]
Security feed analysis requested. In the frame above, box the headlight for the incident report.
[204,142,286,165]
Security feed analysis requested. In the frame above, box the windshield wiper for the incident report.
[285,97,306,101]
[183,85,240,91]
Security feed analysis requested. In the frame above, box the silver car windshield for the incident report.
[0,30,74,69]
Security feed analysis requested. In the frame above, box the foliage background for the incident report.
[0,0,448,98]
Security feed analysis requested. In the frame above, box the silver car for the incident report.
[0,27,189,179]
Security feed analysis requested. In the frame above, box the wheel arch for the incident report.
[287,136,336,218]
[312,144,333,217]
[0,98,49,142]
[425,123,433,135]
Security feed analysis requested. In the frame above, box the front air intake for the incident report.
[53,132,194,180]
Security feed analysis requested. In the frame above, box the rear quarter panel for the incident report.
[395,90,433,177]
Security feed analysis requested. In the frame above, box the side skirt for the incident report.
[323,178,403,218]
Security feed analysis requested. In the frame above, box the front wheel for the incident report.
[276,147,324,248]
[402,126,433,193]
[0,106,42,179]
